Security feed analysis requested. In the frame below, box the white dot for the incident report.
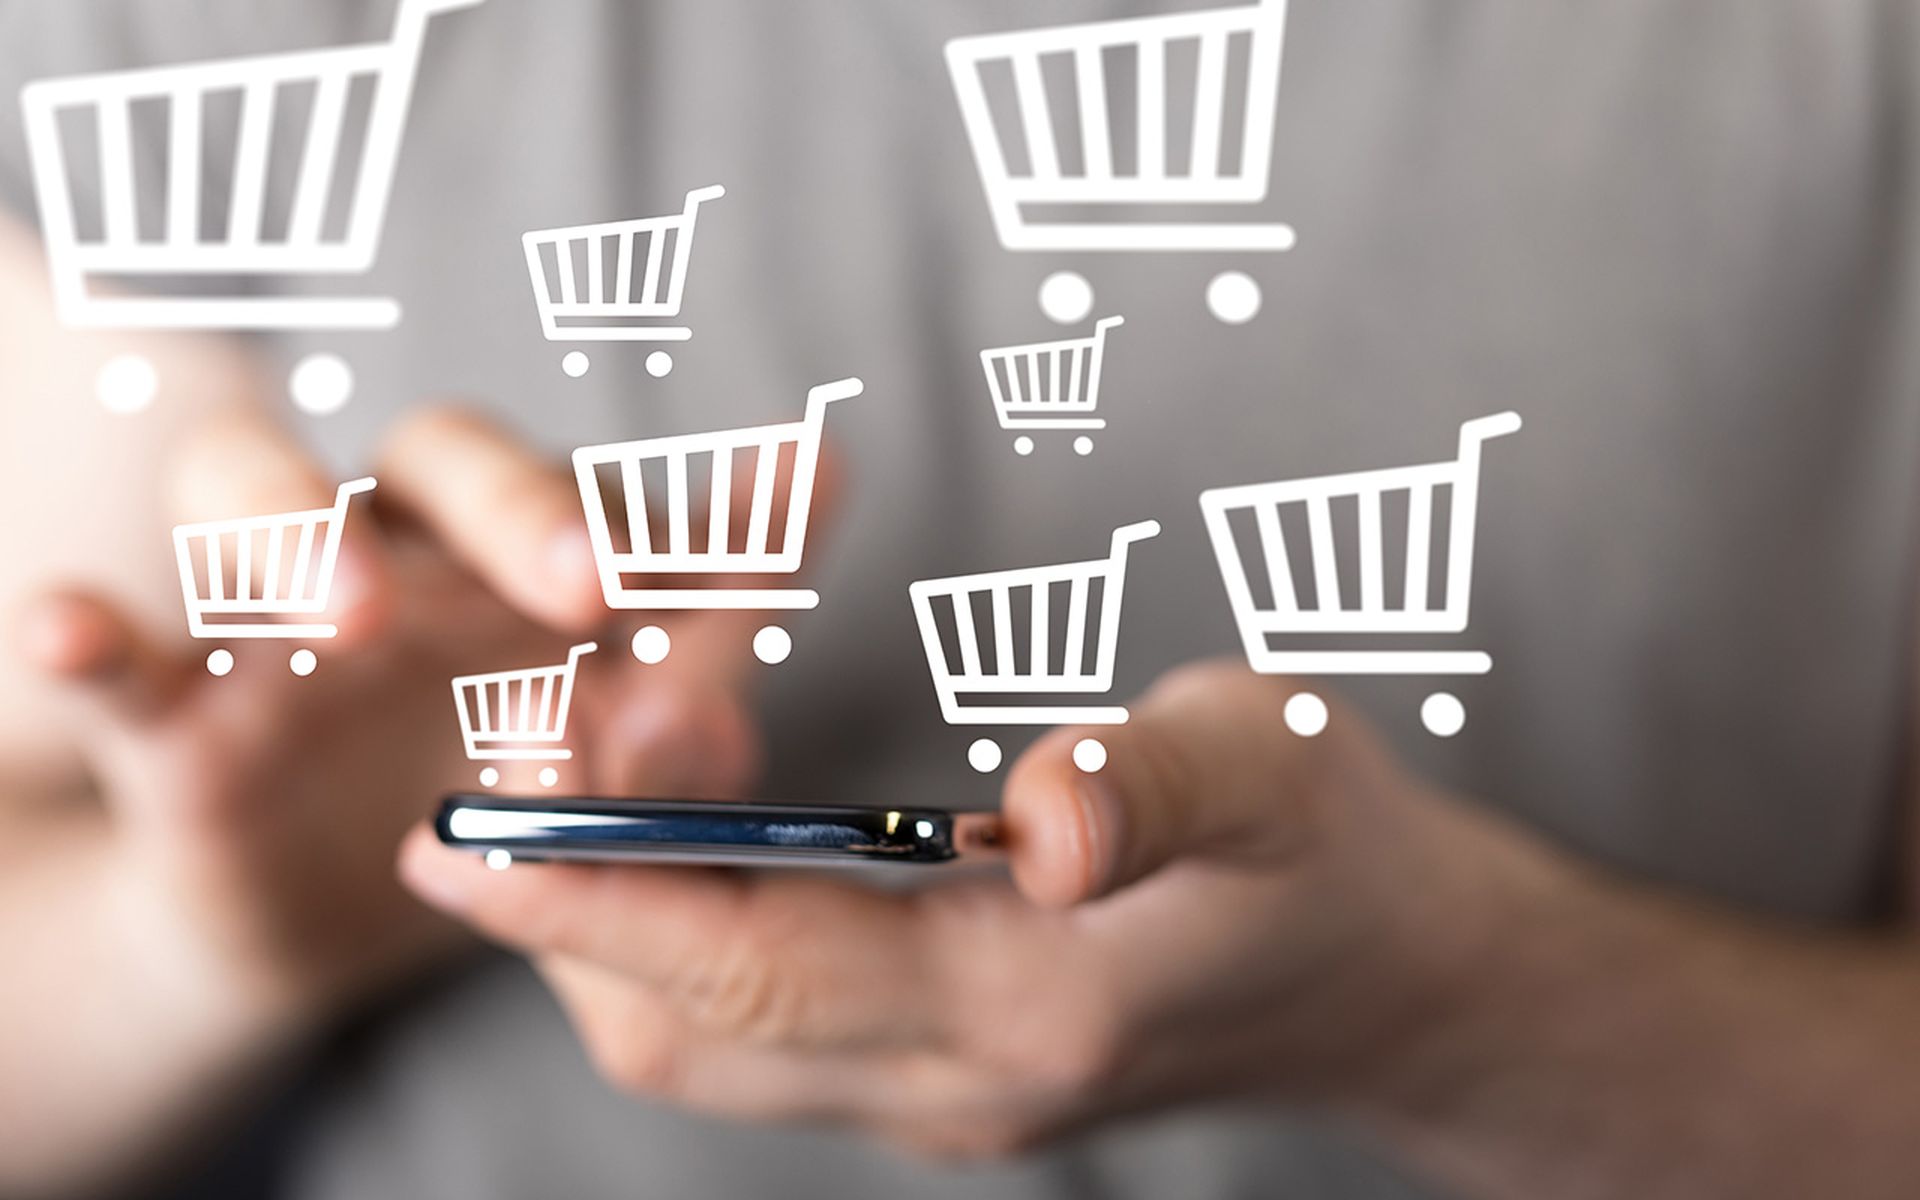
[561,351,591,378]
[753,625,792,665]
[1072,436,1094,456]
[485,848,513,871]
[914,819,936,839]
[1071,737,1108,773]
[1421,692,1467,738]
[645,351,674,378]
[538,766,560,788]
[1284,692,1328,737]
[1205,271,1262,325]
[97,354,157,414]
[1013,436,1035,457]
[632,625,671,664]
[289,648,318,677]
[1038,270,1094,325]
[289,353,353,415]
[967,738,1003,773]
[478,767,501,788]
[205,648,235,676]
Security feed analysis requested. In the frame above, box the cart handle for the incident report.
[332,476,378,510]
[1458,412,1522,453]
[564,642,599,670]
[1092,315,1126,335]
[683,184,728,211]
[803,377,865,422]
[1108,519,1162,558]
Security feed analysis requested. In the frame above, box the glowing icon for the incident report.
[452,642,597,789]
[1199,413,1522,736]
[910,521,1161,774]
[573,378,861,664]
[172,476,377,676]
[946,0,1293,324]
[981,316,1123,457]
[523,184,726,380]
[19,0,485,413]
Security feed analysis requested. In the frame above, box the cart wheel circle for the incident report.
[753,625,793,665]
[967,738,1003,774]
[1283,692,1328,737]
[478,767,500,787]
[97,354,158,414]
[205,648,235,677]
[1013,436,1036,456]
[1072,435,1094,456]
[561,351,591,378]
[645,351,674,378]
[485,849,513,871]
[1071,737,1108,773]
[1038,270,1094,325]
[632,626,671,664]
[538,766,560,788]
[1205,271,1262,325]
[289,648,318,677]
[289,353,353,415]
[1421,692,1467,738]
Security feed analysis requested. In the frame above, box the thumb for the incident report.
[13,588,195,727]
[1002,661,1339,907]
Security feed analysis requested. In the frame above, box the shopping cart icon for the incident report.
[1199,413,1522,737]
[172,476,377,677]
[452,642,597,789]
[946,0,1293,325]
[522,184,727,381]
[910,520,1161,775]
[19,0,484,415]
[573,378,861,666]
[982,315,1123,457]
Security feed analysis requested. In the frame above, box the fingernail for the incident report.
[1073,776,1126,901]
[614,695,714,795]
[547,526,603,612]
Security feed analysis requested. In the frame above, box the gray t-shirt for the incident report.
[4,2,1918,1197]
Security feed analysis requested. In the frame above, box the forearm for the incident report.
[0,799,296,1198]
[1366,809,1920,1200]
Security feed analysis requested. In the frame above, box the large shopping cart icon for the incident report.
[172,476,377,677]
[1199,413,1522,737]
[452,642,597,789]
[573,378,862,667]
[982,316,1123,457]
[910,520,1161,775]
[522,184,727,381]
[946,0,1292,324]
[19,0,484,413]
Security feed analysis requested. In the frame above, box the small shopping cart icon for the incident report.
[945,0,1292,325]
[1199,413,1522,737]
[172,476,377,677]
[982,315,1123,457]
[522,184,727,381]
[19,0,484,415]
[910,520,1161,775]
[573,378,861,666]
[452,642,597,789]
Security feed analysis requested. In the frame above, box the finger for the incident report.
[168,413,389,643]
[537,954,891,1122]
[13,588,194,724]
[376,405,602,633]
[585,682,761,799]
[398,824,944,1050]
[1002,661,1359,906]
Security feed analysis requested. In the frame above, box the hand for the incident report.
[12,406,764,1086]
[396,660,1558,1158]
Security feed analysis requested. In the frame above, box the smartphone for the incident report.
[436,794,1003,870]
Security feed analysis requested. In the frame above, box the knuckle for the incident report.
[1025,1014,1128,1095]
[583,1022,684,1097]
[678,933,809,1042]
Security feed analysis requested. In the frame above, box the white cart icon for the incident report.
[1199,413,1522,737]
[910,520,1161,775]
[19,0,485,414]
[172,476,377,677]
[981,315,1123,457]
[946,0,1293,325]
[573,378,861,666]
[522,184,727,381]
[452,642,598,790]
